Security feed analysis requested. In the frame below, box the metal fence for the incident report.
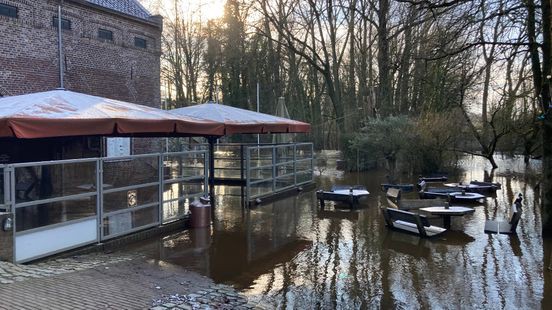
[210,143,314,184]
[246,143,314,202]
[162,151,208,223]
[0,142,311,262]
[101,154,160,240]
[1,150,208,263]
[212,144,245,180]
[10,158,99,263]
[0,165,7,211]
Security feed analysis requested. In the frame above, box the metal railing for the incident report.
[162,151,208,223]
[0,142,311,262]
[0,165,8,211]
[1,150,208,263]
[211,143,245,180]
[101,153,161,240]
[10,158,99,263]
[246,143,314,202]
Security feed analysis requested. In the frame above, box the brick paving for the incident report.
[0,252,259,310]
[0,253,138,284]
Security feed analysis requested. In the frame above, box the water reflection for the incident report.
[143,155,550,308]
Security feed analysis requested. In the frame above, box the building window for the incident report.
[134,37,147,49]
[0,3,18,18]
[98,29,113,41]
[53,16,71,30]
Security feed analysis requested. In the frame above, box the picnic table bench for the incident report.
[382,207,447,237]
[386,188,447,211]
[484,194,522,234]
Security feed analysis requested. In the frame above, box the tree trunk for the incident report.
[543,119,552,235]
[397,7,415,114]
[324,66,344,146]
[487,154,498,170]
[377,0,392,116]
[526,0,552,234]
[346,0,357,132]
[541,0,552,234]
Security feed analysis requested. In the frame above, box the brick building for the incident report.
[0,0,164,161]
[0,0,162,104]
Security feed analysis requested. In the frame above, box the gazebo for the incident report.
[0,90,313,263]
[0,90,227,263]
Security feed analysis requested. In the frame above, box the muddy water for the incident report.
[144,156,552,309]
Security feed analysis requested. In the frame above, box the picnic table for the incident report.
[317,185,369,208]
[444,182,499,194]
[419,205,475,229]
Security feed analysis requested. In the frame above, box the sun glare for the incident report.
[196,0,225,21]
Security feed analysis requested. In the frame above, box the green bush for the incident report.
[344,113,463,174]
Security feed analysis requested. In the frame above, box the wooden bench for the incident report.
[484,197,522,234]
[386,188,401,205]
[399,199,448,210]
[382,208,447,237]
[386,188,446,211]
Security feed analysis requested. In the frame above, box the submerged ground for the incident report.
[135,155,551,309]
[0,155,550,309]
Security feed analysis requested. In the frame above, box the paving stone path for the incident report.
[0,252,138,284]
[0,252,261,309]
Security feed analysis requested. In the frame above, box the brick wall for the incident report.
[0,0,162,107]
[0,0,164,159]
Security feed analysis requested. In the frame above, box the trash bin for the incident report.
[190,197,211,228]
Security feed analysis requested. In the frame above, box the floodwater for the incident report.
[138,155,552,309]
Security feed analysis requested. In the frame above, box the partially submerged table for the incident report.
[444,182,498,194]
[448,191,485,203]
[317,188,370,208]
[419,206,475,229]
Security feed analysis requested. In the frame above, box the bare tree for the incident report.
[259,0,351,146]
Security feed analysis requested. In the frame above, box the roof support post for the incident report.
[207,136,217,206]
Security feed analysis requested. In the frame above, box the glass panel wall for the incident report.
[14,161,96,203]
[213,144,243,179]
[295,143,314,185]
[103,185,159,213]
[103,205,159,237]
[162,151,207,223]
[103,155,158,189]
[247,143,314,201]
[102,154,160,238]
[16,197,96,232]
[12,160,98,233]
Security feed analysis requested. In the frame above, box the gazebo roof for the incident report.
[169,103,311,135]
[0,90,225,138]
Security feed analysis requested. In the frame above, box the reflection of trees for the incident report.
[192,168,547,308]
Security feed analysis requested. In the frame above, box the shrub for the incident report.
[345,112,463,175]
